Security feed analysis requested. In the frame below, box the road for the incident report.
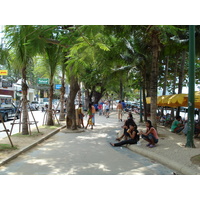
[0,112,175,175]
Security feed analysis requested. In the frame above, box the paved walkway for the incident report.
[0,112,174,175]
[0,110,200,174]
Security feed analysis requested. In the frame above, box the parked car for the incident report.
[0,103,20,122]
[30,101,40,111]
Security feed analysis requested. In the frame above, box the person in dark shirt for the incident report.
[110,124,139,147]
[116,112,137,141]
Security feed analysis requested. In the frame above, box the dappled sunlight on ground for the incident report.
[76,133,108,140]
[26,158,49,165]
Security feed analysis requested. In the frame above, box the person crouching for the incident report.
[139,120,159,148]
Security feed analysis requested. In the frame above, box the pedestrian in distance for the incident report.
[121,100,126,111]
[110,124,139,147]
[105,101,110,118]
[117,101,123,122]
[98,103,103,116]
[91,102,96,125]
[77,103,85,128]
[85,103,94,129]
[102,101,106,116]
[139,120,159,148]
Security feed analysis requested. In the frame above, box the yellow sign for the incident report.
[0,70,8,76]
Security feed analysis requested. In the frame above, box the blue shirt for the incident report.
[122,102,126,109]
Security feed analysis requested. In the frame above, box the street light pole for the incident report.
[186,25,196,148]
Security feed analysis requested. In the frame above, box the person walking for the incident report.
[98,103,103,116]
[85,103,94,129]
[77,103,84,128]
[117,101,123,122]
[91,102,96,125]
[105,101,110,118]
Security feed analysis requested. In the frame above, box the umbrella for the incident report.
[146,92,200,108]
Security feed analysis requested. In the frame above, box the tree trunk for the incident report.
[150,30,160,128]
[66,75,80,129]
[171,56,179,119]
[47,79,54,125]
[141,66,148,121]
[161,56,169,116]
[21,66,29,135]
[142,85,147,121]
[93,88,105,104]
[176,50,186,117]
[59,66,66,121]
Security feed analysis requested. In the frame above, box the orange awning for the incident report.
[146,92,200,108]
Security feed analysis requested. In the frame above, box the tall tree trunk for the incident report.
[171,56,179,119]
[150,30,160,128]
[162,56,169,95]
[141,66,148,121]
[145,72,151,119]
[93,88,105,104]
[22,66,29,135]
[161,56,169,116]
[66,75,80,130]
[176,50,186,117]
[142,85,147,121]
[47,78,54,125]
[59,64,66,121]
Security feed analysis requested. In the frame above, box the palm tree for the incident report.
[4,25,40,135]
[59,52,67,121]
[44,42,61,125]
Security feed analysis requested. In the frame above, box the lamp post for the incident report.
[186,25,196,148]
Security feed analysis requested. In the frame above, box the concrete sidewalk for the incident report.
[1,110,200,175]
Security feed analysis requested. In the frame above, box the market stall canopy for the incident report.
[146,92,200,108]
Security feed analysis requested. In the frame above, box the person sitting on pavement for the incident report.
[116,112,137,141]
[110,124,139,147]
[139,120,159,148]
[171,116,184,134]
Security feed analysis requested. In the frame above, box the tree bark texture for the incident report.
[150,30,160,128]
[66,75,80,129]
[176,51,186,117]
[93,88,105,104]
[47,80,54,125]
[21,66,29,135]
[59,69,66,121]
[171,56,179,119]
[161,56,169,116]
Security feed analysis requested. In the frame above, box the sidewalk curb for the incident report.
[127,145,199,175]
[0,125,66,167]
